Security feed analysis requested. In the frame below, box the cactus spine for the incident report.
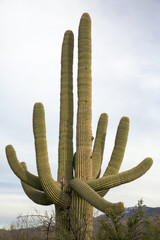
[6,13,153,240]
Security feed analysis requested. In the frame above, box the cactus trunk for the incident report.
[70,13,93,239]
[6,13,153,240]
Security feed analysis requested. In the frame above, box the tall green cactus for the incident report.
[6,13,153,240]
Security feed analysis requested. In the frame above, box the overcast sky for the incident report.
[1,0,160,228]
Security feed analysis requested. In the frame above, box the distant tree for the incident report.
[11,209,55,240]
[2,209,55,240]
[0,228,11,240]
[1,208,94,240]
[9,218,41,240]
[19,209,55,240]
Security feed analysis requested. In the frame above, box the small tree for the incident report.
[127,202,160,240]
[96,199,156,240]
[9,215,43,240]
[126,199,145,239]
[11,209,55,240]
[96,211,126,240]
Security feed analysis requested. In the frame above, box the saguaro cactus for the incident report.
[6,13,153,239]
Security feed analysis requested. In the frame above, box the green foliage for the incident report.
[96,211,126,240]
[146,216,160,240]
[126,199,145,239]
[96,199,160,240]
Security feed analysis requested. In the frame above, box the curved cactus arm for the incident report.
[20,162,52,205]
[103,116,129,177]
[33,102,70,207]
[88,158,153,192]
[58,30,74,190]
[98,117,129,196]
[5,145,43,191]
[21,181,53,206]
[92,113,108,179]
[70,178,126,214]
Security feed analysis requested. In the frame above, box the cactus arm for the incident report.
[92,113,108,179]
[98,117,129,196]
[33,102,70,207]
[5,145,61,190]
[21,181,52,205]
[5,145,43,191]
[103,116,129,177]
[70,178,125,214]
[20,162,52,205]
[58,30,74,190]
[88,158,153,191]
[103,116,130,177]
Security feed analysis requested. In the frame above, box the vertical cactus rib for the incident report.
[70,178,125,214]
[92,113,108,179]
[58,30,74,190]
[88,158,153,191]
[5,145,43,191]
[76,13,92,180]
[21,163,52,205]
[33,102,70,207]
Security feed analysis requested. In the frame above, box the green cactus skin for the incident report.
[92,113,108,179]
[70,13,93,238]
[5,13,153,240]
[21,162,52,205]
[56,29,74,234]
[58,30,74,190]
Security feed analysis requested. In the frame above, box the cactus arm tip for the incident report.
[92,113,108,179]
[88,157,153,193]
[70,178,125,214]
[103,116,130,177]
[33,102,71,207]
[58,28,74,188]
[81,12,91,20]
[5,144,43,191]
